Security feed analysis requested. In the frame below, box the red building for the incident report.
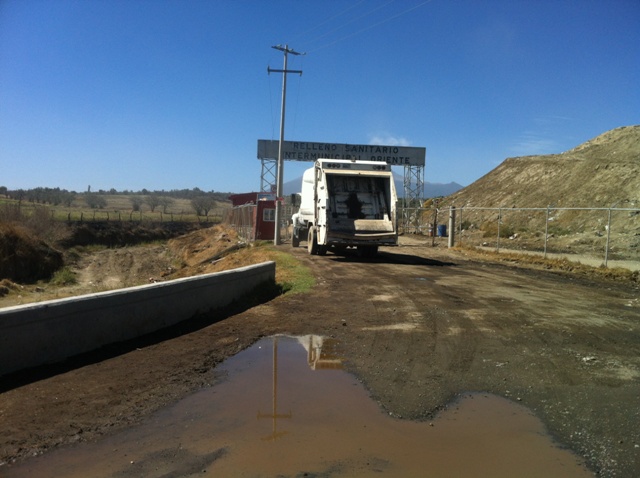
[229,192,276,241]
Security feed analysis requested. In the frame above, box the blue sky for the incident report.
[1,0,638,193]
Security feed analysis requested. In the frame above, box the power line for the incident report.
[307,0,435,53]
[291,0,367,41]
[267,73,275,141]
[291,55,305,139]
[303,0,396,48]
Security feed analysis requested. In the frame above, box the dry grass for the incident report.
[457,245,639,283]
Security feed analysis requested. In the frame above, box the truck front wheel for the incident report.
[308,227,319,255]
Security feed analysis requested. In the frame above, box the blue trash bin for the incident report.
[437,224,447,237]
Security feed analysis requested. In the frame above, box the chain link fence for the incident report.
[400,205,640,268]
[227,203,639,269]
[226,202,296,243]
[227,204,255,242]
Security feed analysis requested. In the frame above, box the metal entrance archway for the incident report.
[258,139,426,207]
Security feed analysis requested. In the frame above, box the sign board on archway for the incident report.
[257,140,425,166]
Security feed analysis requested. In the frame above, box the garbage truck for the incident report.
[291,158,398,257]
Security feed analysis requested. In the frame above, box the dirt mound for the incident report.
[437,126,640,259]
[444,125,640,210]
[0,223,63,282]
[166,225,274,279]
[169,225,240,267]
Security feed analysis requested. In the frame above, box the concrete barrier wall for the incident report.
[0,261,276,377]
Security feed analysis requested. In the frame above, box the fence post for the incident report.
[496,208,502,252]
[431,208,438,247]
[604,208,612,267]
[544,206,550,259]
[458,207,463,246]
[448,206,456,248]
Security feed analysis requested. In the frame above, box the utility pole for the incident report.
[268,44,303,245]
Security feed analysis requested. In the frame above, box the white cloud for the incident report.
[509,131,559,156]
[368,133,412,147]
[509,115,573,155]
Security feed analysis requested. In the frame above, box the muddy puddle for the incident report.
[6,335,593,477]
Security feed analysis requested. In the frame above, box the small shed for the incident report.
[229,192,276,241]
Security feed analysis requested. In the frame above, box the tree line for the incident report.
[0,186,229,217]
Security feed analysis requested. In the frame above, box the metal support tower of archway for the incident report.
[260,158,277,193]
[403,164,424,234]
[403,164,424,207]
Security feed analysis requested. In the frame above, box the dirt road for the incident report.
[1,237,639,477]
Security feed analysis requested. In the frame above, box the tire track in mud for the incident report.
[296,248,481,418]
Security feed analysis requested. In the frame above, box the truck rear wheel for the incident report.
[308,227,319,255]
[292,233,300,248]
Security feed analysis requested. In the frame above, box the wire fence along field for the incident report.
[0,193,232,225]
[58,208,228,224]
[0,202,228,224]
[400,206,640,268]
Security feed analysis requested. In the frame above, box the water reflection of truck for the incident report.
[291,159,398,257]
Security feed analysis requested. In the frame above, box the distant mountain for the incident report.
[394,178,464,199]
[424,181,464,198]
[283,175,463,198]
[283,177,304,196]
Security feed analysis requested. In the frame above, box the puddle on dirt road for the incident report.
[6,335,593,478]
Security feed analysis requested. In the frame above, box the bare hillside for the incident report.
[439,125,640,261]
[445,125,639,210]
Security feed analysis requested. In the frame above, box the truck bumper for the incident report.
[327,232,398,246]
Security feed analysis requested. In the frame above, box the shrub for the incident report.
[85,193,107,209]
[51,267,77,286]
[481,221,515,238]
[0,223,63,282]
